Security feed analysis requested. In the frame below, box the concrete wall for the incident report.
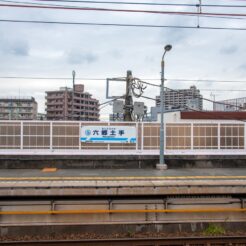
[0,154,246,169]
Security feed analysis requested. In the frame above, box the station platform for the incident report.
[0,168,246,179]
[0,168,246,197]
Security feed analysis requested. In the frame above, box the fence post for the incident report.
[164,122,166,153]
[191,123,193,150]
[107,122,110,151]
[20,121,23,150]
[244,122,246,150]
[218,123,221,150]
[50,121,53,151]
[79,122,82,150]
[141,123,144,151]
[136,122,138,151]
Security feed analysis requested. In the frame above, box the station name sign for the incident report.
[80,126,136,143]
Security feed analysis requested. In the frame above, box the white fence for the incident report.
[0,121,245,155]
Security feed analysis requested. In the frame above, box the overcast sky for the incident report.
[0,0,246,119]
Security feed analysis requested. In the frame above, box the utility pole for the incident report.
[124,70,133,121]
[72,70,75,121]
[107,70,146,122]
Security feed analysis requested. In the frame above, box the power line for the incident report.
[1,3,246,18]
[1,76,246,84]
[142,94,246,123]
[0,74,245,119]
[163,86,244,109]
[199,89,246,92]
[99,96,124,107]
[142,85,244,112]
[0,19,246,31]
[0,76,105,80]
[23,0,246,8]
[135,78,160,88]
[2,0,245,20]
[0,0,66,6]
[6,74,243,107]
[167,78,246,83]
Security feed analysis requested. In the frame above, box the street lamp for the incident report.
[156,44,172,170]
[72,70,75,121]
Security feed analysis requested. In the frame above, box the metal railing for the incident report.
[0,120,245,154]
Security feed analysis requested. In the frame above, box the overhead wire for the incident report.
[136,79,246,93]
[0,1,244,117]
[98,80,246,122]
[11,0,246,8]
[141,95,246,123]
[0,19,246,31]
[139,81,245,111]
[167,78,246,83]
[1,0,246,20]
[1,3,246,18]
[1,1,246,28]
[0,0,72,7]
[1,76,246,84]
[1,0,246,30]
[0,73,244,119]
[2,0,246,13]
[99,96,124,108]
[163,86,244,110]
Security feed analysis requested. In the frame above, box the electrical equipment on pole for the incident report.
[106,70,147,121]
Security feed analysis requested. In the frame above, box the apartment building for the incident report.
[213,97,246,111]
[0,97,37,120]
[156,85,203,111]
[45,84,99,121]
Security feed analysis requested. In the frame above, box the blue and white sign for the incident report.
[81,126,136,143]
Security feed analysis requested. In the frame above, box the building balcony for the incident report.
[0,104,33,108]
[45,95,64,100]
[46,114,64,118]
[46,109,64,113]
[45,101,64,106]
[69,108,99,113]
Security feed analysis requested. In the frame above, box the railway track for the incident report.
[2,236,246,246]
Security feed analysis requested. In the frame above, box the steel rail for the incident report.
[2,236,246,245]
[0,175,246,181]
[1,207,246,215]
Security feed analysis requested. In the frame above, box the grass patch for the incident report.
[203,224,226,236]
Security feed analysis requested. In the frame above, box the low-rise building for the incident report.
[0,97,37,120]
[157,111,246,122]
[213,97,246,111]
[156,85,203,111]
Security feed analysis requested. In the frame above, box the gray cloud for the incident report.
[0,1,246,116]
[157,12,195,45]
[66,50,98,64]
[109,49,122,59]
[11,40,29,56]
[145,55,155,63]
[239,63,246,70]
[220,45,238,55]
[237,63,246,77]
[161,28,192,45]
[0,37,29,57]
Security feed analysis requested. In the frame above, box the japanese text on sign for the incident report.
[80,126,136,143]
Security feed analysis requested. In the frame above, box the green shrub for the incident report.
[203,224,225,236]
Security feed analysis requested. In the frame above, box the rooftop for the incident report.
[181,111,246,120]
